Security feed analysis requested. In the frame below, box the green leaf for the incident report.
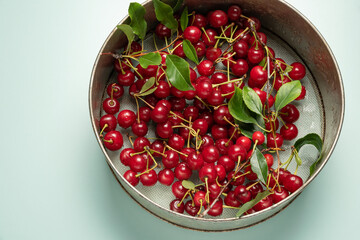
[294,151,302,166]
[228,87,259,125]
[293,133,323,175]
[236,190,271,217]
[258,57,267,67]
[243,86,263,116]
[182,180,195,190]
[284,65,293,73]
[182,39,199,64]
[275,80,302,113]
[173,0,184,13]
[153,0,178,30]
[128,2,147,40]
[116,24,135,52]
[139,87,158,96]
[138,52,162,69]
[250,148,268,185]
[139,77,156,94]
[165,54,194,91]
[180,7,188,31]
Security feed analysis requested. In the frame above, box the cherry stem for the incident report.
[127,134,134,146]
[135,96,140,123]
[136,96,155,110]
[212,75,246,88]
[246,181,260,191]
[223,205,240,209]
[102,138,113,144]
[178,189,191,207]
[165,143,188,157]
[226,127,238,146]
[99,123,108,137]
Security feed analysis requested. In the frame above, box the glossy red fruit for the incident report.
[156,121,173,139]
[185,200,200,216]
[289,62,306,80]
[194,191,207,207]
[173,40,185,58]
[228,144,247,162]
[197,60,215,76]
[140,169,157,186]
[155,23,171,38]
[129,154,147,172]
[264,153,274,168]
[206,198,223,216]
[201,145,220,163]
[172,181,188,199]
[199,164,217,183]
[274,75,291,91]
[106,83,124,99]
[102,98,120,114]
[224,191,241,207]
[183,26,202,44]
[234,185,252,204]
[252,131,265,145]
[170,199,185,213]
[233,40,248,59]
[280,123,298,140]
[191,14,208,28]
[280,104,300,123]
[103,130,123,151]
[195,78,213,99]
[202,28,217,47]
[296,85,306,100]
[266,133,284,148]
[187,152,204,171]
[253,196,273,211]
[124,170,139,186]
[158,169,175,186]
[120,148,135,166]
[236,136,252,152]
[231,59,249,77]
[215,138,233,155]
[209,10,228,28]
[205,47,222,61]
[227,171,245,186]
[131,120,148,137]
[213,105,233,126]
[283,174,303,193]
[162,150,179,169]
[133,137,150,152]
[247,46,265,65]
[117,109,136,129]
[227,5,242,21]
[272,186,289,203]
[249,65,267,88]
[100,114,117,133]
[150,140,165,157]
[218,155,235,173]
[174,162,192,180]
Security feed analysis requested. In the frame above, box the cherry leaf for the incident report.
[274,80,302,114]
[180,7,188,31]
[139,87,158,96]
[236,190,271,217]
[138,52,162,69]
[182,180,195,190]
[165,54,194,91]
[293,133,323,175]
[228,87,258,125]
[139,77,155,94]
[182,39,199,64]
[153,0,178,30]
[116,24,135,52]
[243,86,263,116]
[250,147,268,185]
[128,2,147,40]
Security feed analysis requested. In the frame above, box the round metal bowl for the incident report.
[89,0,344,231]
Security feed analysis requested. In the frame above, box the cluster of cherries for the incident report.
[99,4,306,217]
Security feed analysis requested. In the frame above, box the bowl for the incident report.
[89,0,344,231]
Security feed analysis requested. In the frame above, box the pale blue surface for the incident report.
[0,0,358,239]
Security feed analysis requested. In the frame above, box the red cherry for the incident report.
[280,123,298,140]
[140,169,157,186]
[185,200,200,216]
[117,70,135,86]
[133,136,150,152]
[247,46,265,65]
[194,41,206,58]
[264,153,274,168]
[206,198,223,217]
[156,121,173,139]
[183,26,202,44]
[228,144,247,162]
[194,191,207,207]
[100,114,117,133]
[218,155,235,173]
[233,40,249,59]
[209,10,228,28]
[236,136,252,151]
[205,47,222,61]
[296,85,306,100]
[129,154,147,172]
[131,120,148,137]
[227,5,242,21]
[201,145,220,163]
[150,140,165,157]
[197,60,215,76]
[174,162,192,180]
[234,185,252,204]
[274,75,291,91]
[124,170,139,186]
[106,83,124,99]
[231,59,249,77]
[202,28,217,47]
[162,150,179,169]
[199,164,217,183]
[102,98,120,114]
[252,131,265,145]
[266,133,284,148]
[280,104,300,123]
[288,62,306,80]
[187,152,204,171]
[249,65,267,88]
[191,14,208,28]
[253,196,273,212]
[103,130,123,151]
[117,109,136,129]
[224,191,241,207]
[155,23,171,38]
[172,181,188,199]
[213,105,233,126]
[283,174,303,193]
[169,199,185,213]
[120,148,135,166]
[272,186,289,203]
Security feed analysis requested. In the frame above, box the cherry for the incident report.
[154,80,170,98]
[213,105,233,126]
[192,118,209,136]
[169,97,187,111]
[218,155,235,173]
[102,98,120,115]
[199,164,217,183]
[162,150,179,169]
[100,114,117,133]
[249,32,267,46]
[280,104,300,123]
[150,140,165,157]
[150,105,169,123]
[156,121,173,139]
[231,59,249,77]
[195,78,213,99]
[202,28,217,47]
[209,10,228,28]
[117,70,135,86]
[129,154,147,172]
[211,125,229,139]
[197,60,215,76]
[187,152,204,171]
[179,127,191,140]
[206,89,225,106]
[234,185,252,204]
[253,196,273,211]
[173,40,185,58]
[199,112,214,128]
[172,181,188,199]
[205,47,222,61]
[296,85,306,100]
[274,75,291,91]
[194,191,207,207]
[244,166,258,181]
[168,134,185,151]
[272,186,289,204]
[137,106,151,122]
[252,131,265,145]
[117,109,136,129]
[180,147,195,162]
[215,138,233,155]
[144,94,157,107]
[107,83,124,99]
[215,164,227,181]
[206,198,223,216]
[194,41,206,58]
[220,82,235,100]
[252,88,266,105]
[280,123,298,140]
[247,46,265,65]
[155,23,171,38]
[283,174,303,193]
[190,13,206,27]
[170,86,185,98]
[236,136,252,152]
[170,199,185,213]
[130,41,142,53]
[174,162,192,180]
[221,52,235,67]
[124,170,139,186]
[233,28,251,42]
[228,144,247,162]
[227,5,242,21]
[211,72,227,84]
[266,133,284,148]
[140,169,157,186]
[265,117,279,131]
[114,59,131,73]
[246,182,263,197]
[156,99,171,111]
[245,16,261,31]
[133,137,150,152]
[201,145,220,163]
[103,130,123,151]
[275,168,291,185]
[183,26,202,44]
[120,148,135,166]
[233,40,248,59]
[185,200,200,216]
[264,153,274,168]
[131,120,148,137]
[224,191,241,207]
[289,62,306,80]
[249,65,267,88]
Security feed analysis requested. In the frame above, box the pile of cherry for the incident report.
[99,5,306,217]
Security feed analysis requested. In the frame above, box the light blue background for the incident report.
[0,0,358,239]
